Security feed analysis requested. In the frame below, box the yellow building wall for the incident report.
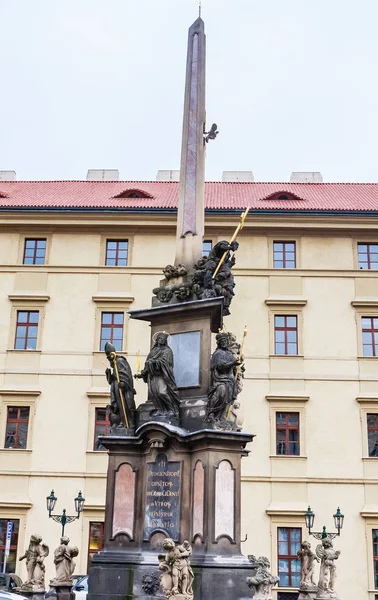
[0,217,378,599]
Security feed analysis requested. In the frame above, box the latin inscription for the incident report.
[144,453,181,541]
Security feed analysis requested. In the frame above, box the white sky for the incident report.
[1,0,378,182]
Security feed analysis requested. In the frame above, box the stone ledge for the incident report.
[265,394,309,403]
[265,296,307,306]
[92,292,134,303]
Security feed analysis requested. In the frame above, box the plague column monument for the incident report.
[87,15,254,600]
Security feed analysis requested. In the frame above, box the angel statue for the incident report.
[316,537,340,598]
[50,536,79,587]
[158,538,194,599]
[297,540,319,589]
[246,556,279,600]
[19,534,49,592]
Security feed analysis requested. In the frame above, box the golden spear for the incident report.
[212,207,250,279]
[109,351,129,429]
[136,350,141,375]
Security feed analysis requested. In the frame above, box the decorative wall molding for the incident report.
[92,293,134,304]
[8,293,50,303]
[351,298,378,308]
[265,296,307,306]
[265,394,309,403]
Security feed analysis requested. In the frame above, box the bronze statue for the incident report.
[135,332,180,417]
[50,536,79,586]
[105,342,136,431]
[19,534,49,592]
[158,538,194,599]
[205,332,241,426]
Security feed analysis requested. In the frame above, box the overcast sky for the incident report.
[1,0,378,182]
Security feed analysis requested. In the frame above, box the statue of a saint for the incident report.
[246,556,279,600]
[135,332,180,417]
[297,540,319,589]
[316,538,340,598]
[19,534,49,592]
[105,342,136,431]
[50,536,79,587]
[158,538,194,599]
[205,332,241,426]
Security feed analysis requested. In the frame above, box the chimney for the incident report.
[156,170,180,182]
[87,169,119,181]
[290,171,323,183]
[222,171,254,182]
[0,171,16,181]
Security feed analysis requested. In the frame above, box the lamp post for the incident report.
[46,489,85,536]
[304,505,344,540]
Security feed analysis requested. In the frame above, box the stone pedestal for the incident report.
[87,422,254,600]
[45,585,73,600]
[299,586,318,600]
[14,590,46,600]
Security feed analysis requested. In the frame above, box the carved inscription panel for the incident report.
[214,460,235,541]
[144,453,182,541]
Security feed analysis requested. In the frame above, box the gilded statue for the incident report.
[158,538,194,599]
[19,534,49,592]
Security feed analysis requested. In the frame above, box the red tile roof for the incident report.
[1,180,378,212]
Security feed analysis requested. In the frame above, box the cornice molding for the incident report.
[356,396,378,404]
[83,504,105,512]
[265,296,307,307]
[265,395,309,403]
[92,293,134,304]
[0,388,41,397]
[266,505,308,517]
[8,292,50,303]
[351,298,378,308]
[0,501,33,509]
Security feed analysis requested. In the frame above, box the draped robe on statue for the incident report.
[141,343,180,415]
[207,346,237,420]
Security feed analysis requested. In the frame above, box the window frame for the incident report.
[87,521,104,569]
[273,241,296,269]
[274,315,298,356]
[105,239,129,267]
[358,243,378,270]
[14,310,39,351]
[4,406,30,450]
[99,311,124,352]
[93,408,110,451]
[266,396,308,460]
[276,412,300,456]
[22,238,47,265]
[361,317,378,357]
[277,526,302,588]
[202,239,213,258]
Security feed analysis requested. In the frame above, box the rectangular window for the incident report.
[274,315,298,355]
[23,238,47,265]
[88,522,104,569]
[277,527,301,587]
[105,240,128,266]
[362,317,378,357]
[277,594,300,600]
[14,311,39,350]
[373,530,378,588]
[5,407,30,449]
[276,412,299,456]
[273,242,296,268]
[202,240,212,258]
[100,312,124,352]
[368,414,378,457]
[0,519,20,573]
[94,408,110,451]
[358,243,378,270]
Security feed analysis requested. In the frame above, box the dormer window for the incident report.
[277,194,289,200]
[262,191,305,202]
[113,188,153,199]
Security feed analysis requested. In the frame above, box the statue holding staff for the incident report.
[105,342,136,431]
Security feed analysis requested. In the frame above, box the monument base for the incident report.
[299,586,318,600]
[14,590,46,600]
[45,585,73,600]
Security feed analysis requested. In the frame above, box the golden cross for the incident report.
[212,207,250,279]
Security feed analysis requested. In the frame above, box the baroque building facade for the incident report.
[1,175,378,599]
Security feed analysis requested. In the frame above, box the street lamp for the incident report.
[46,489,85,536]
[304,505,344,540]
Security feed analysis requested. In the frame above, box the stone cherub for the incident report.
[246,556,279,600]
[135,332,180,419]
[205,331,242,429]
[316,538,340,598]
[105,342,136,431]
[297,540,319,589]
[158,538,194,599]
[50,536,79,587]
[19,534,49,592]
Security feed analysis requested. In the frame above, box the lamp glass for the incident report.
[46,490,57,513]
[333,507,344,531]
[74,491,85,514]
[305,506,315,530]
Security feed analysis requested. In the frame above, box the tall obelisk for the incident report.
[175,17,206,270]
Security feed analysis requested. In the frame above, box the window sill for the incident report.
[86,450,108,454]
[269,354,304,358]
[7,349,41,354]
[270,455,307,460]
[0,448,32,453]
[358,355,378,360]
